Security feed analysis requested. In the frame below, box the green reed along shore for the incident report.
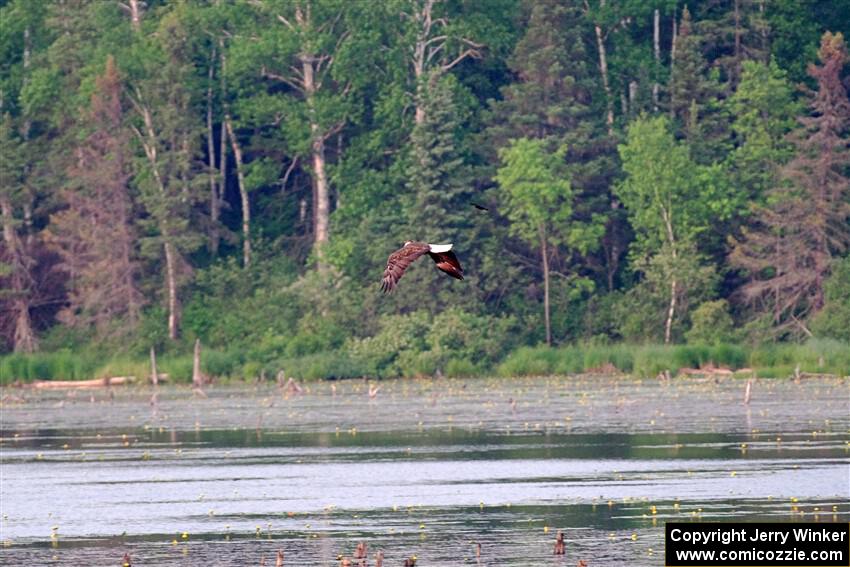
[2,340,848,385]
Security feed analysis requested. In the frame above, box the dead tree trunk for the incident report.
[192,338,203,387]
[407,0,482,126]
[150,346,159,386]
[128,0,143,33]
[1,196,37,353]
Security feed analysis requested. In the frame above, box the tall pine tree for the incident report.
[669,6,729,164]
[731,32,850,337]
[48,56,142,337]
[406,72,469,244]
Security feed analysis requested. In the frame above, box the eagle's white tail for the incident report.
[428,243,453,253]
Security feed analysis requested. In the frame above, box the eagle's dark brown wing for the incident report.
[428,250,464,280]
[380,242,431,293]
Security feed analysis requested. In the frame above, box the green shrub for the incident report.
[686,300,737,344]
[275,351,367,380]
[811,257,850,341]
[427,307,516,368]
[241,361,264,380]
[445,358,481,377]
[396,350,439,377]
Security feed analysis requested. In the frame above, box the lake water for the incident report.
[1,375,848,566]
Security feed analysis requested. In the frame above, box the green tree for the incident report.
[727,59,800,203]
[487,0,596,144]
[406,73,469,244]
[616,115,722,343]
[685,299,736,344]
[229,0,357,272]
[696,0,770,86]
[496,138,597,345]
[486,0,615,298]
[128,7,206,341]
[810,256,850,341]
[668,6,728,164]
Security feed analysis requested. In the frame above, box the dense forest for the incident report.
[1,0,849,380]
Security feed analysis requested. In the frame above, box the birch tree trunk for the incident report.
[21,26,34,248]
[206,45,220,256]
[593,24,614,134]
[301,52,330,270]
[540,225,551,346]
[653,9,660,110]
[132,99,182,341]
[584,0,614,134]
[225,115,251,268]
[163,240,179,340]
[218,42,228,243]
[662,207,677,344]
[665,277,677,344]
[311,128,330,269]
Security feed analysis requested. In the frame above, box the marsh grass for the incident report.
[496,341,848,378]
[2,340,847,384]
[0,349,240,385]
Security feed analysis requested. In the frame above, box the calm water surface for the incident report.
[1,375,848,566]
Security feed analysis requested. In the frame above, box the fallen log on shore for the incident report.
[20,374,168,389]
[26,376,135,389]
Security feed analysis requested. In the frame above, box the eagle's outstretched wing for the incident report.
[428,250,464,281]
[380,242,431,293]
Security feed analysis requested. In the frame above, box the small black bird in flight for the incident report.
[380,241,464,293]
[471,202,489,211]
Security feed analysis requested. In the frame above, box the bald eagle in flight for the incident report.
[380,241,464,293]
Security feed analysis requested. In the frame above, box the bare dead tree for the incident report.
[49,57,142,336]
[401,0,483,126]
